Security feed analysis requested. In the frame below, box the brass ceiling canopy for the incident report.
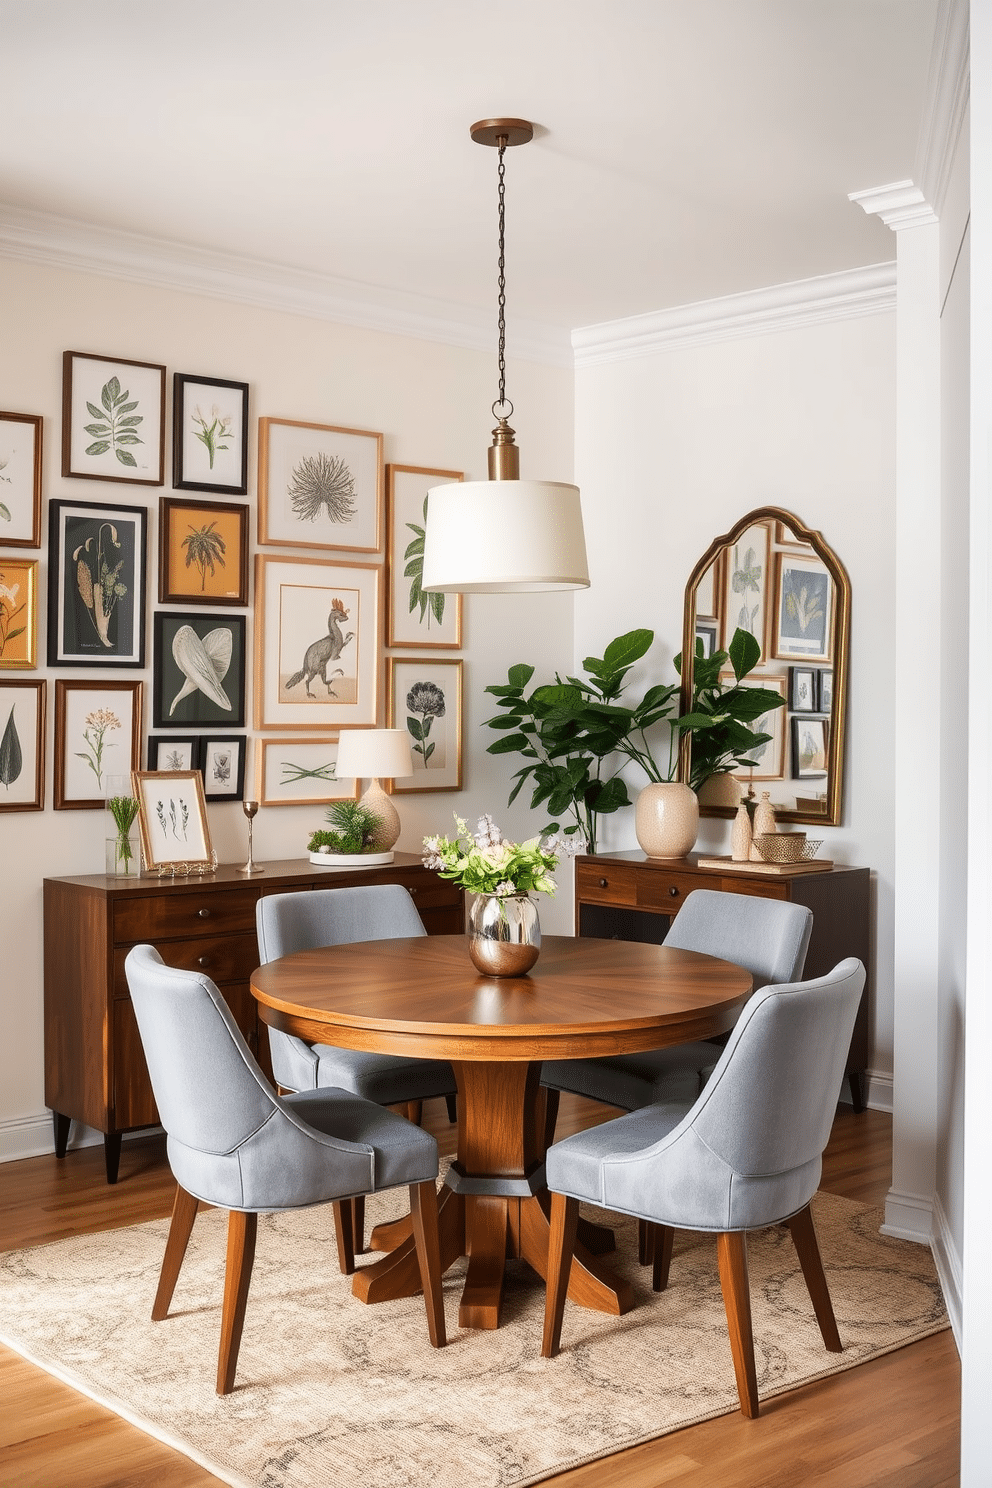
[469,118,534,149]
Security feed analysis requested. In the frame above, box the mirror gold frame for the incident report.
[679,506,851,827]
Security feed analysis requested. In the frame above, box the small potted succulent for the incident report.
[307,799,393,867]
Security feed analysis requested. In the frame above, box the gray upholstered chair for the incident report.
[541,957,866,1418]
[124,944,446,1395]
[541,889,814,1135]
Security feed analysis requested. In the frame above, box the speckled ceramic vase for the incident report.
[634,782,699,860]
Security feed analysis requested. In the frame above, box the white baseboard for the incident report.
[882,1188,935,1243]
[930,1192,963,1351]
[0,1112,161,1164]
[837,1068,893,1113]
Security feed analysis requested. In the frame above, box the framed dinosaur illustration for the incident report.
[253,554,380,730]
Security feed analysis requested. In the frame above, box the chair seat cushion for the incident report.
[546,1103,690,1206]
[541,1043,715,1111]
[285,1088,439,1193]
[311,1047,457,1105]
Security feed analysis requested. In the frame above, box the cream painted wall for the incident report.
[573,313,897,1088]
[0,257,576,1155]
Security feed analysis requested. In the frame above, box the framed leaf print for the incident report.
[54,678,142,810]
[0,411,42,546]
[257,736,357,807]
[172,373,249,495]
[258,417,383,552]
[159,496,249,606]
[198,735,247,802]
[387,657,463,793]
[62,351,165,485]
[134,770,213,870]
[723,520,770,661]
[147,734,198,772]
[152,612,247,729]
[386,463,463,647]
[47,499,147,667]
[0,679,46,811]
[732,677,787,783]
[0,557,37,669]
[774,552,833,662]
[254,555,380,730]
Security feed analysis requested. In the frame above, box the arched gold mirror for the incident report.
[679,507,850,826]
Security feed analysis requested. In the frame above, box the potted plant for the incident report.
[307,799,393,866]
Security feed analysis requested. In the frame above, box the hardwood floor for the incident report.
[0,1101,960,1488]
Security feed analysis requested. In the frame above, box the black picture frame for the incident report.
[198,734,247,802]
[47,499,147,667]
[172,373,249,495]
[788,666,818,713]
[791,716,829,778]
[147,734,199,771]
[818,668,833,713]
[152,611,246,729]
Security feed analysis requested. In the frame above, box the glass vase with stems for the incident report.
[105,775,140,877]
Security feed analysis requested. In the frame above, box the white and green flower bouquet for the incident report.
[423,813,563,898]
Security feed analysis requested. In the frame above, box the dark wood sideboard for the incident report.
[574,851,872,1109]
[43,855,464,1183]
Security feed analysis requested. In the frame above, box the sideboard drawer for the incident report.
[113,886,260,945]
[113,932,260,992]
[575,862,639,907]
[635,870,706,913]
[716,876,788,901]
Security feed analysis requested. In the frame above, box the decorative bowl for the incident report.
[753,833,823,864]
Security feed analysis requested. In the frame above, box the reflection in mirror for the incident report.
[680,507,850,827]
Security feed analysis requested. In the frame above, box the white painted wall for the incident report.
[573,311,897,1090]
[0,256,576,1158]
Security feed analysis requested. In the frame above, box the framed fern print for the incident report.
[159,496,249,606]
[62,351,165,485]
[386,464,463,648]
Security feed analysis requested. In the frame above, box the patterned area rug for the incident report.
[0,1189,947,1488]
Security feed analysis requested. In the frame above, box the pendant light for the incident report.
[421,118,589,594]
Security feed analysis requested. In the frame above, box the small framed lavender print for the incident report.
[257,736,357,807]
[134,769,213,871]
[0,411,43,546]
[54,678,142,810]
[48,499,147,667]
[147,735,198,772]
[172,373,249,495]
[258,417,383,553]
[198,735,247,802]
[0,679,46,811]
[387,657,463,793]
[386,464,463,648]
[0,557,38,669]
[159,496,249,606]
[62,351,165,485]
[152,612,247,730]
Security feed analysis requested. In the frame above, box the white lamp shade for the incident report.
[421,479,590,593]
[335,729,413,781]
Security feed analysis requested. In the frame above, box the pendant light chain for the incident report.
[494,137,512,419]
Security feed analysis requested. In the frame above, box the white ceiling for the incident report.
[1,1,938,340]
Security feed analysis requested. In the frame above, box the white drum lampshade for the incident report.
[334,729,413,856]
[421,479,589,593]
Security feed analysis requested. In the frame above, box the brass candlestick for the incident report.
[237,800,265,875]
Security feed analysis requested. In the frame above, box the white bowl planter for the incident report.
[308,850,395,868]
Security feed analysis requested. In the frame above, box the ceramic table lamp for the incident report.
[334,729,413,857]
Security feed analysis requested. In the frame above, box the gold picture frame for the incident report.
[257,737,359,807]
[133,769,214,870]
[0,556,38,669]
[258,417,383,552]
[387,657,463,793]
[385,463,463,648]
[158,496,249,606]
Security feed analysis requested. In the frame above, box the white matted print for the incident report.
[0,411,42,546]
[724,521,770,661]
[258,418,382,552]
[0,679,46,810]
[134,770,213,869]
[254,555,380,730]
[258,737,358,807]
[54,679,142,809]
[386,464,463,647]
[388,658,463,793]
[732,677,787,783]
[774,551,834,662]
[199,735,247,801]
[62,351,165,485]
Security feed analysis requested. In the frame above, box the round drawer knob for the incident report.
[197,908,211,919]
[599,878,609,888]
[409,887,417,895]
[669,886,679,898]
[198,956,210,968]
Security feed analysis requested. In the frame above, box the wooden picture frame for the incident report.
[48,499,147,667]
[387,657,463,793]
[158,496,249,606]
[54,678,142,809]
[254,554,380,730]
[792,716,829,778]
[257,736,358,807]
[0,678,46,811]
[724,520,771,661]
[134,769,214,870]
[198,735,247,802]
[0,411,42,546]
[694,550,722,624]
[386,463,463,647]
[172,373,249,495]
[152,611,247,729]
[147,734,198,771]
[0,557,38,669]
[733,677,787,783]
[774,551,833,662]
[62,351,165,485]
[258,416,383,552]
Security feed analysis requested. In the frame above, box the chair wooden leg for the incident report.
[542,1087,561,1151]
[445,1092,458,1124]
[352,1194,366,1253]
[787,1203,842,1353]
[152,1183,199,1321]
[542,1192,580,1358]
[638,1217,655,1266]
[651,1225,675,1292]
[409,1180,446,1348]
[217,1210,257,1395]
[332,1199,356,1275]
[406,1100,423,1126]
[716,1231,760,1418]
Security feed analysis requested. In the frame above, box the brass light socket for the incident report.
[488,418,520,480]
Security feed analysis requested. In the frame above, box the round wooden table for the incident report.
[251,934,752,1330]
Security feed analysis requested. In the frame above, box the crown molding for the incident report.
[0,203,573,369]
[571,263,896,367]
[848,181,939,230]
[914,0,970,218]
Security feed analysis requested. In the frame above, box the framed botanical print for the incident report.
[158,496,249,606]
[724,520,771,661]
[133,770,213,870]
[386,464,463,647]
[0,557,37,669]
[48,499,147,667]
[792,716,829,778]
[198,735,247,802]
[257,736,357,807]
[54,678,142,809]
[62,351,165,485]
[147,734,198,772]
[789,666,818,713]
[387,657,463,793]
[732,677,787,783]
[0,679,46,811]
[258,417,383,552]
[172,373,249,495]
[819,668,834,713]
[694,619,719,660]
[774,552,833,662]
[152,612,247,729]
[254,555,380,730]
[0,411,42,546]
